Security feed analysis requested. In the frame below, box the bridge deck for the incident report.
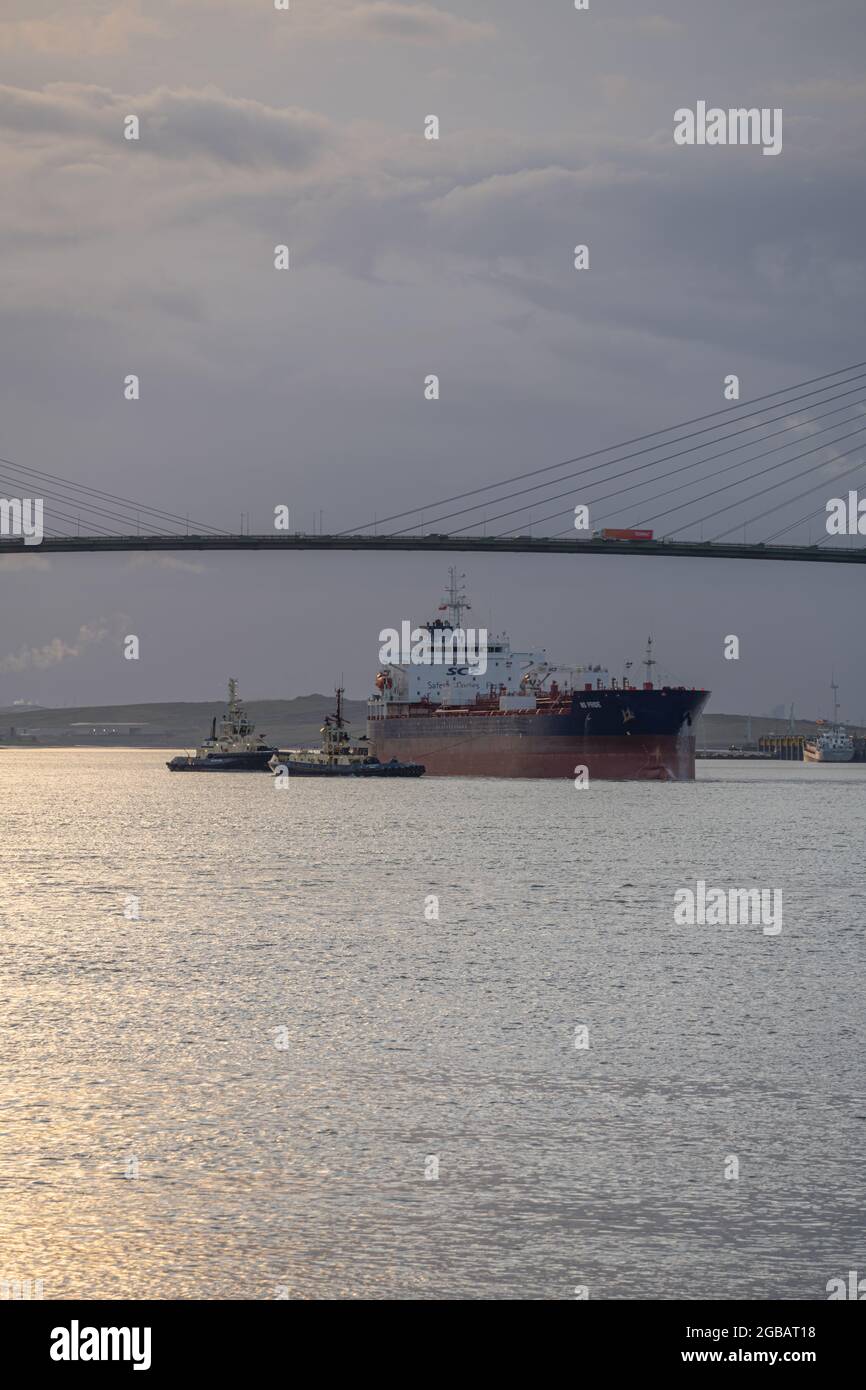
[1,534,865,563]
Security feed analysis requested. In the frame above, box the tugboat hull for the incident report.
[167,751,276,771]
[274,758,425,778]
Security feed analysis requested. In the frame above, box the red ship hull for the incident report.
[368,687,707,780]
[368,728,697,780]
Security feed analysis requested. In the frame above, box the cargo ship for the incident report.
[367,571,709,780]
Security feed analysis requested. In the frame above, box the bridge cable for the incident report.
[342,359,866,534]
[658,430,866,537]
[762,482,866,544]
[711,456,866,543]
[0,472,176,536]
[385,371,866,535]
[0,475,124,537]
[465,395,866,538]
[0,455,231,535]
[534,404,866,539]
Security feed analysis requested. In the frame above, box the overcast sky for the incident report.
[1,0,865,720]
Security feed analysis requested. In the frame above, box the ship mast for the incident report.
[642,637,657,688]
[443,567,470,628]
[831,675,840,725]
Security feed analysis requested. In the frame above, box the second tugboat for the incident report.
[167,679,277,771]
[269,687,425,778]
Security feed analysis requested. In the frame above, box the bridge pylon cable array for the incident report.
[483,398,866,538]
[0,454,231,537]
[2,362,865,558]
[341,360,866,538]
[401,379,866,538]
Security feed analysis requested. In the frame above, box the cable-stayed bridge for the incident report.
[3,361,866,564]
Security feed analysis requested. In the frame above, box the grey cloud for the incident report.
[127,554,207,573]
[607,16,685,38]
[3,73,863,378]
[139,87,334,168]
[0,82,334,169]
[348,3,494,44]
[0,554,52,571]
[157,0,493,47]
[0,2,162,57]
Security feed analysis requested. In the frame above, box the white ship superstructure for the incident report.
[370,569,617,716]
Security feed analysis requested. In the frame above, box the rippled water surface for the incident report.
[1,750,864,1300]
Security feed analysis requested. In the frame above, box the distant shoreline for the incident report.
[1,693,861,755]
[0,744,203,754]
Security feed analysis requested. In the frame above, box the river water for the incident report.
[1,750,863,1300]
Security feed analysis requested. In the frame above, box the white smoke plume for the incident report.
[0,621,109,673]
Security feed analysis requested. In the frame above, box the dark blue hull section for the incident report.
[553,687,707,736]
[276,759,425,778]
[167,750,277,771]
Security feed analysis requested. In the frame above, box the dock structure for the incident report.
[757,733,866,761]
[696,748,772,761]
[758,735,807,761]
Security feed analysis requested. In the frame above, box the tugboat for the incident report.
[269,687,425,778]
[167,679,277,771]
